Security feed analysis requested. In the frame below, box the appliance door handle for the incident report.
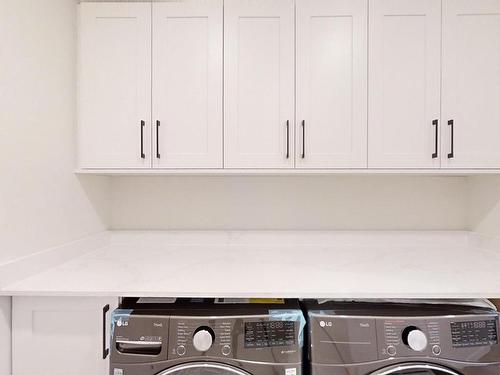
[432,119,438,159]
[116,340,162,355]
[116,340,163,345]
[116,340,162,356]
[140,121,145,159]
[301,120,306,159]
[156,120,161,159]
[102,304,110,359]
[447,119,454,159]
[286,120,290,159]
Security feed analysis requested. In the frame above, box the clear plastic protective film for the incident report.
[269,309,306,347]
[111,309,133,340]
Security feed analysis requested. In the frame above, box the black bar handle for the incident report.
[447,119,454,159]
[432,119,438,159]
[286,120,290,159]
[156,120,161,159]
[102,304,110,359]
[140,121,145,159]
[301,120,305,159]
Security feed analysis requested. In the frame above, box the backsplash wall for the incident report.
[468,175,500,236]
[110,176,468,231]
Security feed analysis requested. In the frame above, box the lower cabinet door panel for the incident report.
[12,297,118,375]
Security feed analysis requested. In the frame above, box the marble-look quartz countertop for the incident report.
[2,231,500,298]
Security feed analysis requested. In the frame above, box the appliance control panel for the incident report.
[169,317,233,359]
[309,311,500,365]
[244,320,296,348]
[167,316,301,363]
[376,315,499,361]
[450,320,498,348]
[380,318,441,358]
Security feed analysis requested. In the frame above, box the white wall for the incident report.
[111,176,468,230]
[0,0,110,265]
[468,175,500,236]
[0,298,11,375]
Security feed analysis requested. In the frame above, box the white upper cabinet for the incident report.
[76,0,500,173]
[368,0,441,169]
[442,0,500,168]
[224,0,295,169]
[153,0,223,169]
[296,0,368,169]
[78,3,151,169]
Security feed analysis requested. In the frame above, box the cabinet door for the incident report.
[0,297,11,375]
[368,0,441,168]
[442,0,500,168]
[296,0,367,169]
[153,0,223,169]
[12,297,118,375]
[224,0,294,169]
[78,3,151,169]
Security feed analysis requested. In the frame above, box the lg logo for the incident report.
[116,319,129,327]
[319,320,332,327]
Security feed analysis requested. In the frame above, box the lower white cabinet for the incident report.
[0,297,11,375]
[12,297,118,375]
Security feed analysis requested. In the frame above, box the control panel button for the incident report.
[432,345,441,356]
[176,345,186,356]
[404,328,428,352]
[193,328,214,352]
[387,345,397,356]
[222,344,231,356]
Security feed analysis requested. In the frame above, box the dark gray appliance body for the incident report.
[110,299,304,375]
[305,301,500,375]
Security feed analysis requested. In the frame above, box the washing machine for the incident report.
[304,300,500,375]
[110,298,305,375]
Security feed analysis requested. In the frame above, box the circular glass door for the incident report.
[370,363,461,375]
[157,363,252,375]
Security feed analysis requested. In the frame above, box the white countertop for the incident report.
[2,231,500,298]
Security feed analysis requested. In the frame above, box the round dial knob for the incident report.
[405,328,428,352]
[193,328,214,352]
